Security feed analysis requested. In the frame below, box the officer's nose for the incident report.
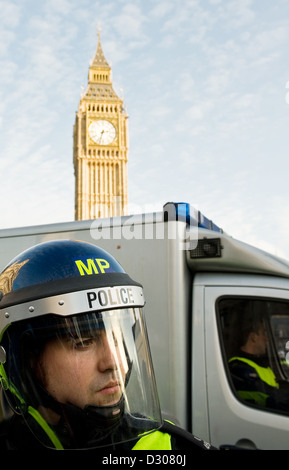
[98,334,117,372]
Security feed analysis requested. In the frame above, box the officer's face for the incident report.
[254,324,268,355]
[36,329,125,411]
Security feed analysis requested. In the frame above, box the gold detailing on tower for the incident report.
[73,32,128,220]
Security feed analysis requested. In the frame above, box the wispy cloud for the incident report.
[0,0,289,260]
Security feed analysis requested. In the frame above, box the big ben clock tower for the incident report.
[73,32,128,220]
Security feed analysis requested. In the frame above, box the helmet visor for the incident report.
[3,308,162,449]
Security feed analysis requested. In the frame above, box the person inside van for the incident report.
[228,305,289,411]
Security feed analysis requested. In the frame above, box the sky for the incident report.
[1,0,289,259]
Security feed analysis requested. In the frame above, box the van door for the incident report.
[202,275,289,450]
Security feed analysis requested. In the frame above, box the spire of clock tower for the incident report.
[73,32,129,221]
[84,30,118,102]
[91,30,110,70]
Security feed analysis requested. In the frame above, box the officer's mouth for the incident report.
[98,380,121,396]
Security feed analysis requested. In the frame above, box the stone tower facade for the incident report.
[73,33,128,220]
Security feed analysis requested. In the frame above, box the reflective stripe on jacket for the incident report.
[229,356,279,388]
[132,429,172,450]
[229,356,279,406]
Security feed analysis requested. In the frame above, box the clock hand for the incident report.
[99,129,105,143]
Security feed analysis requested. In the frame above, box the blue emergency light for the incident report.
[163,202,222,233]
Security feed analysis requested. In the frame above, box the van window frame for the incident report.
[216,294,289,416]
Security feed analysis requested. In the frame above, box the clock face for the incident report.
[88,120,116,145]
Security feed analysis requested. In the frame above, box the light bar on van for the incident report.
[163,202,222,233]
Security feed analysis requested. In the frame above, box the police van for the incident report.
[1,202,289,450]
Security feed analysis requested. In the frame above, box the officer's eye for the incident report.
[71,330,105,350]
[73,338,94,350]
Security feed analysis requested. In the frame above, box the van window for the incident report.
[218,298,289,414]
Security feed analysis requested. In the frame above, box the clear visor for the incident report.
[3,308,162,449]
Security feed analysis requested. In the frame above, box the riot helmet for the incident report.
[0,240,162,449]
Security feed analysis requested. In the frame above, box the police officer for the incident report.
[228,307,289,411]
[229,319,278,407]
[0,240,212,451]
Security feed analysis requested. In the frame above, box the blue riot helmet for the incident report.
[0,240,162,449]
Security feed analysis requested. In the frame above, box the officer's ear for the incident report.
[247,331,258,345]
